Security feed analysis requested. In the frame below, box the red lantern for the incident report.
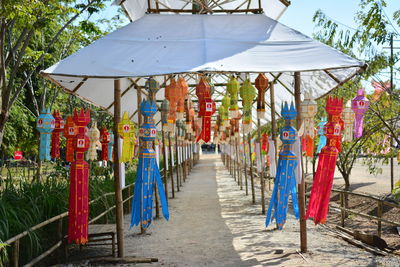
[51,110,64,159]
[196,78,216,143]
[100,128,110,161]
[68,108,90,244]
[63,116,77,162]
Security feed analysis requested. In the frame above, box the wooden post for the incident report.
[257,118,266,215]
[113,79,124,257]
[377,200,383,237]
[294,72,307,253]
[161,129,169,202]
[243,128,249,195]
[248,134,256,204]
[340,192,345,227]
[174,133,180,191]
[12,240,20,267]
[168,133,175,198]
[269,81,278,162]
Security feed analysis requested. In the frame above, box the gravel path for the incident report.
[121,154,399,266]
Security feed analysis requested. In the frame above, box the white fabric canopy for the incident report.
[115,0,289,22]
[42,14,365,129]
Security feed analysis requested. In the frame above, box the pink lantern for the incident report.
[351,89,370,138]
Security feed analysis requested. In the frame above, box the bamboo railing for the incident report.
[3,149,199,267]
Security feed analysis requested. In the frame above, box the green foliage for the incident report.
[0,242,7,267]
[0,161,134,264]
[392,180,400,201]
[312,1,400,191]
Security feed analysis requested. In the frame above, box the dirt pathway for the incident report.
[121,154,399,266]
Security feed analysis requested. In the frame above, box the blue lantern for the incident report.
[36,108,55,161]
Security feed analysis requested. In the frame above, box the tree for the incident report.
[312,0,400,193]
[0,0,119,151]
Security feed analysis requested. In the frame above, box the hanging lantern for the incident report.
[108,131,114,162]
[176,77,188,120]
[227,76,240,118]
[255,74,269,119]
[146,77,159,101]
[118,112,135,163]
[221,94,230,129]
[233,111,241,138]
[50,110,64,159]
[87,122,100,161]
[197,78,216,143]
[306,96,343,224]
[299,90,317,157]
[240,79,256,134]
[161,99,170,132]
[165,78,178,134]
[68,108,90,244]
[131,100,169,228]
[37,108,55,161]
[100,128,110,161]
[343,101,355,142]
[266,102,299,229]
[351,88,370,139]
[185,97,194,134]
[64,116,77,162]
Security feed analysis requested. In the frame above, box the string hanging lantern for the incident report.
[37,108,55,161]
[255,74,269,119]
[64,116,77,162]
[299,90,317,157]
[108,131,114,161]
[165,78,179,133]
[240,79,256,134]
[87,122,100,161]
[306,96,343,224]
[100,128,110,161]
[131,99,169,228]
[351,88,370,139]
[51,110,64,159]
[68,108,90,244]
[118,112,135,163]
[221,93,230,130]
[227,76,240,118]
[185,97,193,134]
[196,77,216,143]
[266,102,300,229]
[343,101,355,142]
[161,99,170,132]
[176,77,188,120]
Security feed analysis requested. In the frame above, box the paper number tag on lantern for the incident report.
[77,139,85,148]
[206,103,213,112]
[282,131,290,140]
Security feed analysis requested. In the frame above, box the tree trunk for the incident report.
[344,174,350,218]
[0,110,9,149]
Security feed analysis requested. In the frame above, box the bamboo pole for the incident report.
[242,128,248,195]
[113,79,124,257]
[136,84,145,234]
[161,129,169,202]
[294,72,307,253]
[168,133,175,198]
[257,118,266,215]
[269,81,278,162]
[248,134,256,204]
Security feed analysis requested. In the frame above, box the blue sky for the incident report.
[102,0,399,38]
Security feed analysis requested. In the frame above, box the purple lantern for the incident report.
[351,89,370,138]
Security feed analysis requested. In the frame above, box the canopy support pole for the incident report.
[294,72,307,253]
[242,127,248,195]
[161,129,169,202]
[168,132,175,198]
[248,134,256,204]
[113,79,124,257]
[257,118,266,214]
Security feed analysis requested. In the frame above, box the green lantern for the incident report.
[227,76,240,118]
[240,79,256,134]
